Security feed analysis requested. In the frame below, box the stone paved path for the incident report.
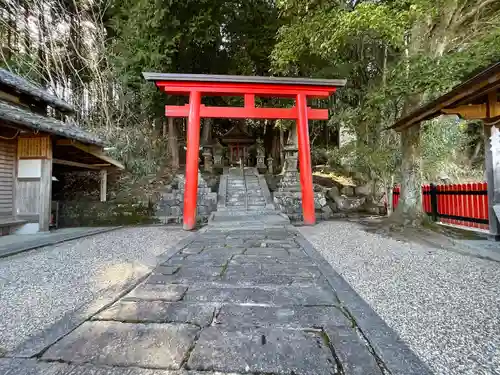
[1,218,433,374]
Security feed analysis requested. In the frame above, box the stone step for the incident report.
[227,199,246,204]
[249,199,266,203]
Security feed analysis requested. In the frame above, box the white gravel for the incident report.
[299,221,500,375]
[0,226,190,353]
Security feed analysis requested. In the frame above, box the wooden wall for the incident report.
[0,138,15,217]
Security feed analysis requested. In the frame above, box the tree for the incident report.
[272,0,500,225]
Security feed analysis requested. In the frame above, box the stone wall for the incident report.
[273,191,335,222]
[155,172,218,224]
[273,184,386,222]
[58,200,158,227]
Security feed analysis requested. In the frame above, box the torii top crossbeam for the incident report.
[143,72,346,230]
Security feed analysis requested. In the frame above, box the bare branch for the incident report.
[459,0,499,25]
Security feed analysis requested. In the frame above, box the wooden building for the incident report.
[220,124,255,166]
[0,69,123,235]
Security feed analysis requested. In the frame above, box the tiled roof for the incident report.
[0,69,74,113]
[0,101,104,146]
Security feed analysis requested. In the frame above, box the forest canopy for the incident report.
[1,0,499,188]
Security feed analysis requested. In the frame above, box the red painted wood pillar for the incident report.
[183,90,201,230]
[296,93,315,225]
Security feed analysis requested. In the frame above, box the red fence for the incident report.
[393,183,489,230]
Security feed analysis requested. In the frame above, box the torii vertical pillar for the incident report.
[183,91,201,230]
[297,93,315,225]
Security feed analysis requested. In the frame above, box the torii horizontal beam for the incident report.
[165,104,329,120]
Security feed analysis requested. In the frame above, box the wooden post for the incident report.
[100,169,107,202]
[484,124,500,240]
[39,158,52,232]
[430,183,438,222]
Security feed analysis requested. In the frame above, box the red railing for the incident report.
[393,182,489,230]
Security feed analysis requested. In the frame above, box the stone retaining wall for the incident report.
[273,191,335,222]
[58,200,158,227]
[273,185,386,222]
[155,172,218,224]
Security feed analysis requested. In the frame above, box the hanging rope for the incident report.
[484,117,500,126]
[0,130,20,140]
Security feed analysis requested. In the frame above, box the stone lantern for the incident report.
[202,146,213,173]
[267,156,274,174]
[256,138,266,172]
[213,140,225,168]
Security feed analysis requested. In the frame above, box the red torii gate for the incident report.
[143,73,346,230]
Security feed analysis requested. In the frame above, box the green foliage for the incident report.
[105,0,282,180]
[421,118,484,182]
[272,0,500,186]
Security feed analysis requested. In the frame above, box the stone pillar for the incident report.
[202,146,213,173]
[267,156,274,174]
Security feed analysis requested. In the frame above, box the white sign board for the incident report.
[18,159,42,178]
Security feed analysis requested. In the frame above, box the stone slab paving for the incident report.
[43,321,199,369]
[1,219,433,375]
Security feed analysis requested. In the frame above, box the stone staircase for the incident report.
[217,167,274,213]
[226,168,268,211]
[212,167,289,226]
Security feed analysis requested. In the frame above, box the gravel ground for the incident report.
[0,226,190,353]
[299,221,500,375]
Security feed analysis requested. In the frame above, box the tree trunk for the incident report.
[24,4,31,53]
[37,3,48,85]
[271,128,280,162]
[202,118,212,144]
[288,122,298,145]
[279,128,284,167]
[168,117,179,170]
[391,124,423,225]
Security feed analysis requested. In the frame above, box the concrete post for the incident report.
[485,124,500,240]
